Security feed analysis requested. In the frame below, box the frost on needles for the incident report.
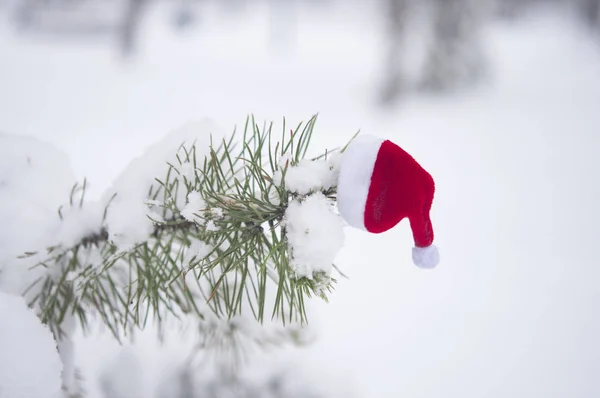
[13,115,356,339]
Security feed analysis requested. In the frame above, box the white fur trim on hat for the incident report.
[337,135,385,231]
[412,245,439,269]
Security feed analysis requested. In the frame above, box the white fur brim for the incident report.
[337,134,384,230]
[412,245,439,269]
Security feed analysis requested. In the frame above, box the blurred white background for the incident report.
[1,0,600,397]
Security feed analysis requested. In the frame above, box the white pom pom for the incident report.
[412,245,439,269]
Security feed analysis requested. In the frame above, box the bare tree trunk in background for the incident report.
[420,0,487,92]
[579,0,600,29]
[120,0,148,56]
[494,0,532,19]
[12,0,41,29]
[378,0,410,105]
[172,0,198,30]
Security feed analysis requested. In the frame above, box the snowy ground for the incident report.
[2,1,600,397]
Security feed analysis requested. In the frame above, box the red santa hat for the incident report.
[336,134,439,269]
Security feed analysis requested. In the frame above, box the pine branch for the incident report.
[19,114,358,345]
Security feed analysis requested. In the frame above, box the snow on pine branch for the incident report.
[284,192,344,280]
[273,151,341,195]
[0,292,63,398]
[1,115,353,344]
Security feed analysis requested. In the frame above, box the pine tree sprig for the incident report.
[19,114,358,347]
